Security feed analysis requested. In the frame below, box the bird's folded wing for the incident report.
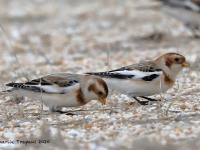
[86,62,163,81]
[6,74,80,94]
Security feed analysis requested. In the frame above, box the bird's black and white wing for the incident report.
[6,73,80,94]
[86,61,163,81]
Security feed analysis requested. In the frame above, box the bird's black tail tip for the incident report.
[85,72,104,76]
[6,83,23,88]
[85,72,94,75]
[6,83,14,87]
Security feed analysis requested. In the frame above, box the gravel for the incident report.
[0,0,199,149]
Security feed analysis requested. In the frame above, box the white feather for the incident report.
[103,73,173,97]
[35,85,62,93]
[111,70,162,79]
[10,84,82,107]
[27,81,79,94]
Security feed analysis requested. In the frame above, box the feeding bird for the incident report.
[1,73,108,113]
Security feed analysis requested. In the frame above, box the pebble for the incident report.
[180,104,188,110]
[0,0,199,149]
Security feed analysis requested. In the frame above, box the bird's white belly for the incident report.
[41,93,80,107]
[11,89,81,107]
[104,78,173,96]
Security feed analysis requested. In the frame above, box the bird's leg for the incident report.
[50,106,77,115]
[54,110,77,116]
[140,96,160,102]
[54,110,65,114]
[65,112,77,116]
[132,97,149,105]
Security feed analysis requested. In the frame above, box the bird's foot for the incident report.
[133,97,149,105]
[140,96,161,102]
[54,110,77,115]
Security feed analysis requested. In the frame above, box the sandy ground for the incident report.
[0,0,200,149]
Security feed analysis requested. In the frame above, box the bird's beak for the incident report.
[99,97,106,105]
[182,61,190,67]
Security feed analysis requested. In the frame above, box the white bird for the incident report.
[1,73,108,113]
[86,53,189,105]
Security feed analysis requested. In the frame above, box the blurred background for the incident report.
[0,0,200,149]
[0,0,199,83]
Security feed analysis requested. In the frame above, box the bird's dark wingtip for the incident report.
[85,72,101,76]
[5,82,45,92]
[6,83,25,88]
[85,72,93,75]
[5,82,15,87]
[85,72,106,77]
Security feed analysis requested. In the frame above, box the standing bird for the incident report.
[1,73,108,113]
[86,53,189,105]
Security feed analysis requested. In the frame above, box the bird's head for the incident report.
[156,52,189,77]
[81,75,108,105]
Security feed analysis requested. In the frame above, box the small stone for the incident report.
[94,114,99,119]
[128,102,135,106]
[107,131,119,136]
[84,123,92,129]
[180,103,187,109]
[132,111,138,115]
[15,133,24,138]
[4,121,17,128]
[193,104,199,110]
[158,114,164,119]
[13,122,20,127]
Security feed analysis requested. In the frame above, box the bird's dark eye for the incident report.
[174,58,179,62]
[98,91,103,96]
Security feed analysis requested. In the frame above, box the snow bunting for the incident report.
[1,73,108,113]
[86,53,189,105]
